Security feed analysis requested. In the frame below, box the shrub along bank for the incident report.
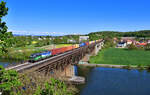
[0,66,77,95]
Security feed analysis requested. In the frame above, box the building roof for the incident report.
[137,43,147,46]
[127,39,132,41]
[118,42,126,44]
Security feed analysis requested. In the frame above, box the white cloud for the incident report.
[8,29,71,36]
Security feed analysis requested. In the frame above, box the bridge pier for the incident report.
[60,64,85,84]
[92,42,104,55]
[60,64,75,77]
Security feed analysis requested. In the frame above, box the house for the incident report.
[79,36,89,43]
[132,40,138,45]
[67,39,76,43]
[147,40,150,44]
[117,42,127,48]
[38,38,42,40]
[126,40,132,45]
[113,37,118,43]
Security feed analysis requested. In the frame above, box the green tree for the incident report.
[0,1,12,53]
[145,43,150,51]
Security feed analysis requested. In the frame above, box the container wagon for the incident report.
[29,41,93,63]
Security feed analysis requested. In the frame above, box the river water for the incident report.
[0,62,10,67]
[0,61,17,68]
[79,67,150,95]
[0,59,20,68]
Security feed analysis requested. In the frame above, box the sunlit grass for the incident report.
[90,48,150,66]
[55,44,73,48]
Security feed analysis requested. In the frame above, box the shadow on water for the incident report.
[76,66,94,95]
[77,66,150,95]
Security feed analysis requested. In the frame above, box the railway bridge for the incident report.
[6,39,104,77]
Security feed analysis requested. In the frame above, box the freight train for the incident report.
[29,40,100,63]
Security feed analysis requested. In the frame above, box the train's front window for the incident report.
[30,54,36,58]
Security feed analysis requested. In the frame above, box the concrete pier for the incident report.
[59,64,85,84]
[68,76,85,84]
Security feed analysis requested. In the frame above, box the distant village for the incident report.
[115,37,150,48]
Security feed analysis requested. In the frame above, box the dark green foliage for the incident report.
[145,43,150,51]
[103,37,115,48]
[18,72,75,95]
[0,67,75,95]
[146,65,150,70]
[128,44,137,50]
[0,1,13,53]
[88,30,150,41]
[123,64,132,70]
[0,66,21,95]
[39,78,72,95]
[137,64,145,70]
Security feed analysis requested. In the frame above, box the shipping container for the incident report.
[51,45,75,56]
[79,43,86,47]
[74,44,79,48]
[85,42,89,46]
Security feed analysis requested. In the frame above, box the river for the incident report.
[0,59,20,68]
[78,67,150,95]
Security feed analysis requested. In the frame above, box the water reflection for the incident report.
[0,62,9,67]
[0,59,18,68]
[80,67,150,95]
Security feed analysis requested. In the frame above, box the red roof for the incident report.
[137,43,147,46]
[127,40,132,42]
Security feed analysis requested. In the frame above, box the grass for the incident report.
[89,48,150,66]
[0,48,46,61]
[55,44,73,48]
[0,45,46,61]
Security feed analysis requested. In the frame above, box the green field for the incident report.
[89,48,150,66]
[55,44,73,48]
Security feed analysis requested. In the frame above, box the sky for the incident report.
[2,0,150,36]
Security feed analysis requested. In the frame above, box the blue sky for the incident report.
[2,0,150,35]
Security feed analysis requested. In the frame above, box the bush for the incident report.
[17,72,75,95]
[145,44,150,51]
[0,66,21,95]
[128,44,137,50]
[146,65,150,70]
[123,64,132,70]
[0,67,76,95]
[137,64,145,70]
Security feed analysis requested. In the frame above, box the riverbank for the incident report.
[78,63,150,70]
[89,48,150,66]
